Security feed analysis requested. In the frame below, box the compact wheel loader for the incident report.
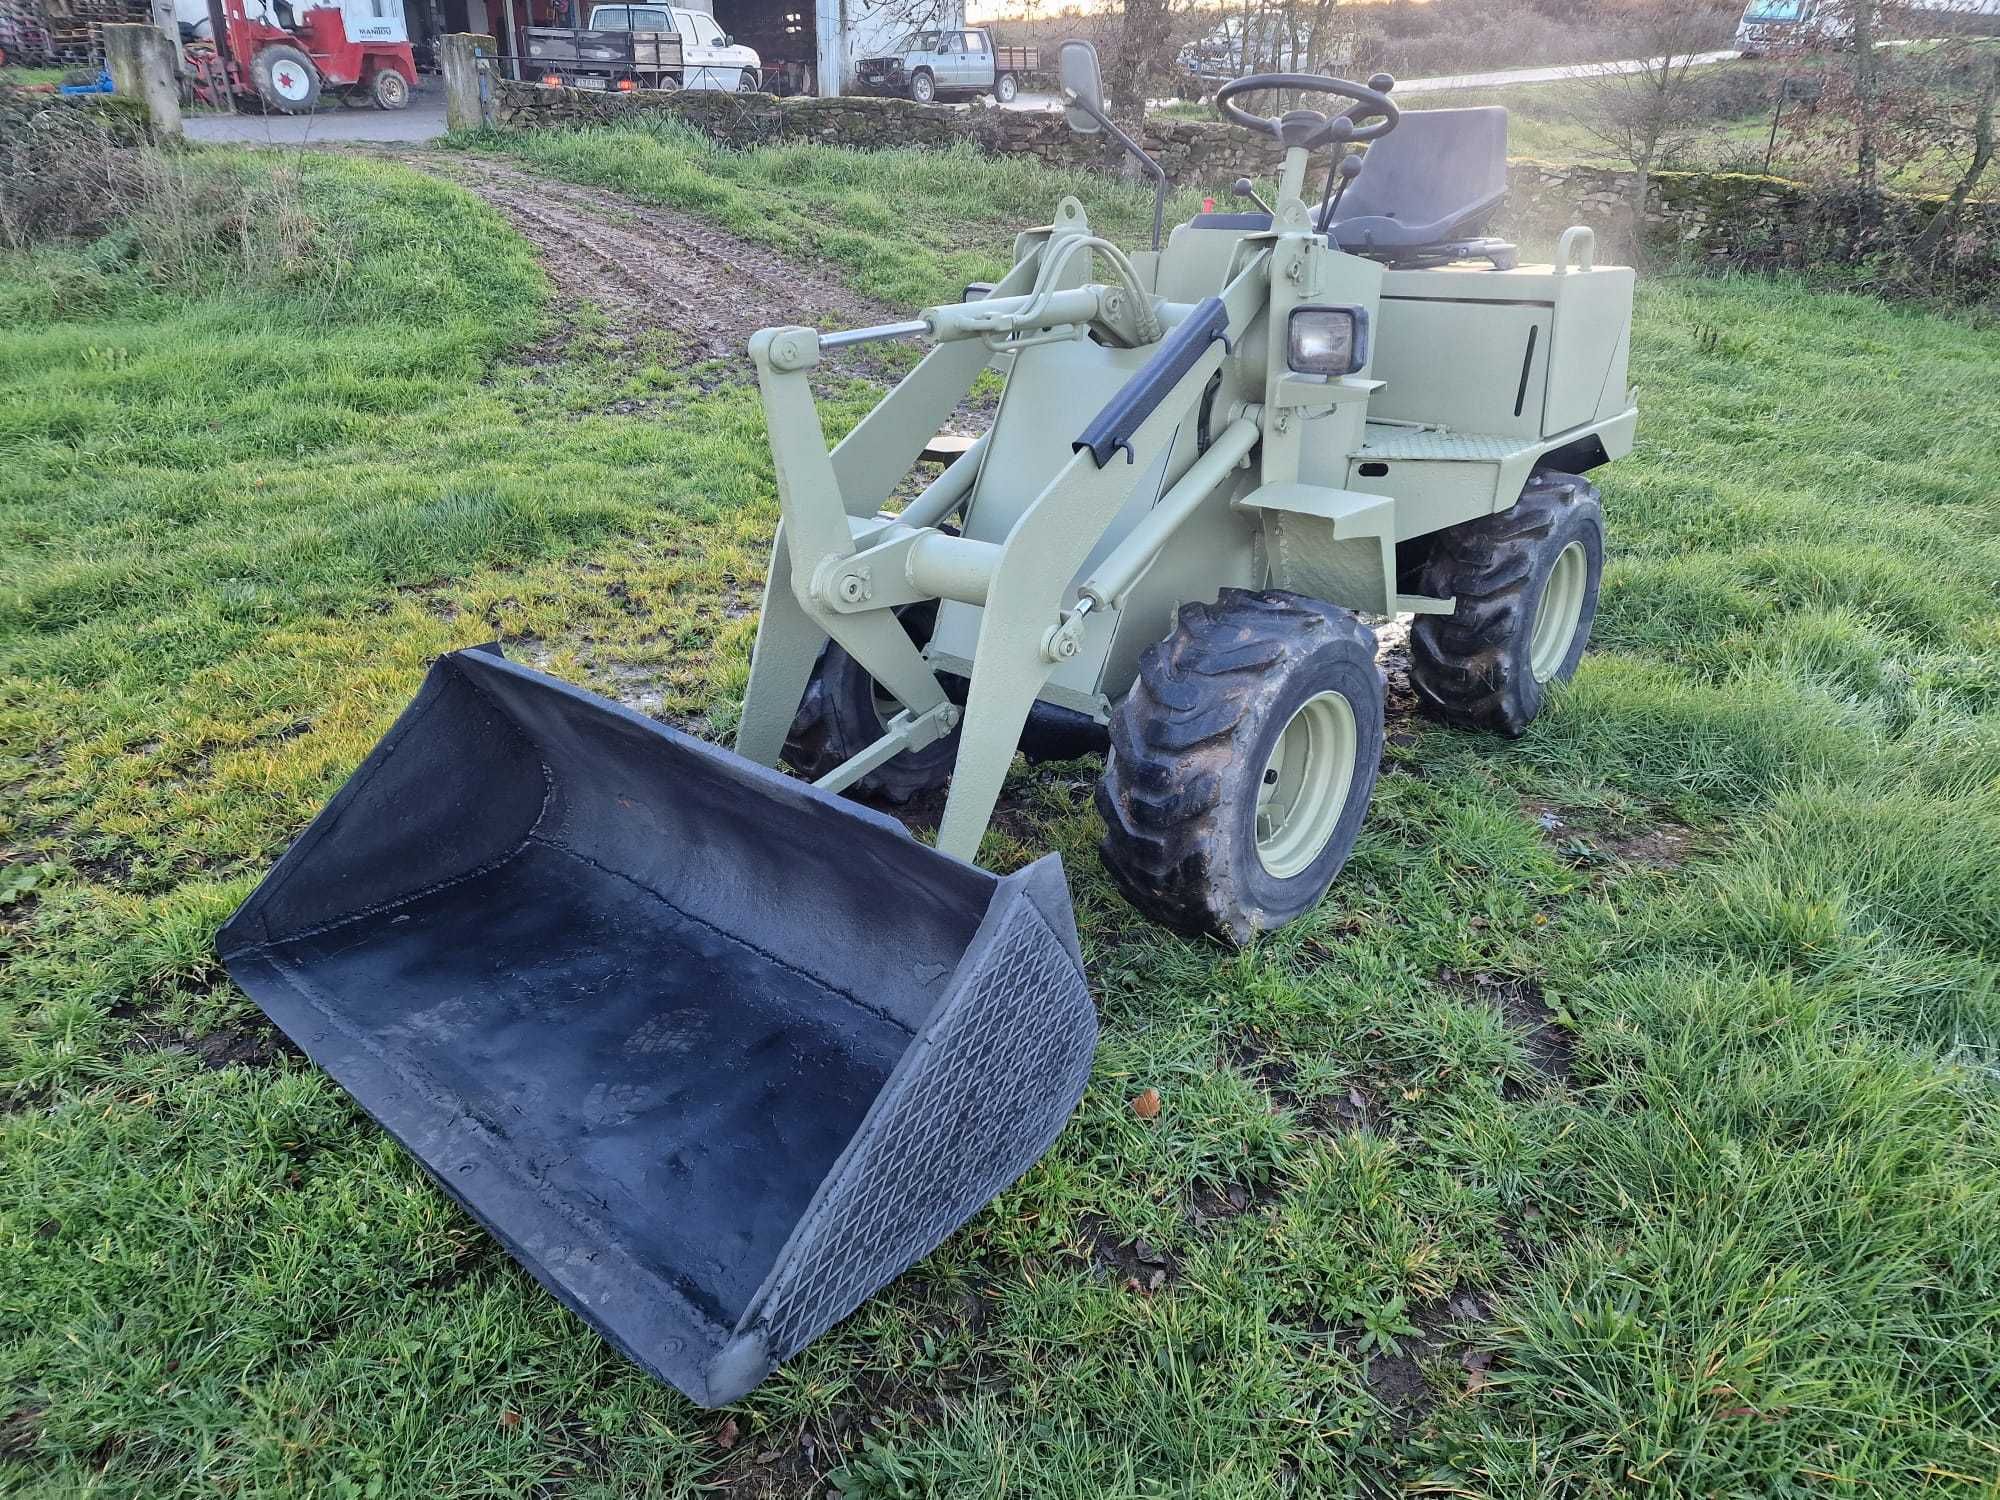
[219,42,1635,1407]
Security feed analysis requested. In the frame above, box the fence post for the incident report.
[103,22,183,142]
[443,33,499,132]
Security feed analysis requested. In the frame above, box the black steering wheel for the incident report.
[1214,72,1399,150]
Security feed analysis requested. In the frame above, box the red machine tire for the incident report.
[371,66,410,109]
[253,42,320,113]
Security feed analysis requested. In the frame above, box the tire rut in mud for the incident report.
[374,149,899,361]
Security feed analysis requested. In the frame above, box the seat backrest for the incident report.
[1324,107,1509,255]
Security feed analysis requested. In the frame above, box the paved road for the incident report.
[1391,48,1744,95]
[1005,50,1746,112]
[184,97,448,144]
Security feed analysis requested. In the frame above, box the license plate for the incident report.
[575,76,607,89]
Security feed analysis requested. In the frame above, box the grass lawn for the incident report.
[4,132,1999,1497]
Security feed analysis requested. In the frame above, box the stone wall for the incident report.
[492,83,1999,289]
[1504,161,2000,287]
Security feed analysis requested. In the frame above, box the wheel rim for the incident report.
[269,57,312,102]
[1255,690,1357,879]
[378,73,406,105]
[1529,541,1588,683]
[914,75,931,100]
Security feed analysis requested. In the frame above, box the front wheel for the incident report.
[1097,590,1384,944]
[371,67,410,109]
[736,68,757,92]
[781,602,960,803]
[252,42,319,113]
[994,71,1018,103]
[908,69,935,103]
[1410,471,1604,737]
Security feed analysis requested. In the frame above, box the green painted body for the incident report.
[738,143,1637,863]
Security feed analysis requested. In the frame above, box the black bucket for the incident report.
[218,647,1095,1407]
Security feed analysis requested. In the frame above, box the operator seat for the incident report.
[1320,106,1510,260]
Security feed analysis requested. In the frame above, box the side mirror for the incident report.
[1058,38,1105,136]
[1056,35,1167,252]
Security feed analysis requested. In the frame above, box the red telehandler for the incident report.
[187,0,417,112]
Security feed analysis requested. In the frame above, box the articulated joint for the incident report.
[752,325,822,373]
[1040,597,1093,664]
[811,526,1003,613]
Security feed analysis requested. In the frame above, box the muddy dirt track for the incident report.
[370,149,898,359]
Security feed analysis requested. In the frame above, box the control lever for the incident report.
[1231,177,1274,215]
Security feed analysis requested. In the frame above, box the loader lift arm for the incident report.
[737,208,1238,863]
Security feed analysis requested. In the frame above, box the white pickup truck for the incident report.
[525,3,761,92]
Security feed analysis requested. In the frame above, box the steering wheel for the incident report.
[1214,72,1399,149]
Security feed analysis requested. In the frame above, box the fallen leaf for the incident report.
[498,1410,522,1430]
[1146,1268,1167,1293]
[1132,1088,1161,1120]
[1461,1346,1494,1394]
[715,1417,740,1449]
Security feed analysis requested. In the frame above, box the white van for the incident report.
[589,3,760,90]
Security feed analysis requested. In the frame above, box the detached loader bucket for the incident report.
[218,647,1095,1407]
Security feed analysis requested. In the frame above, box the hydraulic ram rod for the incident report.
[1077,417,1260,610]
[890,433,988,532]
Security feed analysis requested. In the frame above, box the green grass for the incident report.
[4,135,1999,1497]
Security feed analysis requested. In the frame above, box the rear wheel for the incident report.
[994,71,1018,103]
[908,68,935,102]
[1409,471,1604,738]
[252,42,319,113]
[371,67,409,109]
[1097,590,1384,944]
[782,602,960,803]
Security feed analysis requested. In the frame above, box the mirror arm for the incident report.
[1064,90,1167,252]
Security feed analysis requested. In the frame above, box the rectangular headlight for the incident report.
[1287,305,1369,376]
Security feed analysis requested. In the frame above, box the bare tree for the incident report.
[1568,1,1733,174]
[1780,0,1999,253]
[1564,0,1730,249]
[1105,0,1175,124]
[1910,39,1999,261]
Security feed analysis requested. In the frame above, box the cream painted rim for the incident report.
[267,54,314,103]
[1255,690,1357,879]
[1530,541,1588,683]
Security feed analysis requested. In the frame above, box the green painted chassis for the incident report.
[735,143,1638,864]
